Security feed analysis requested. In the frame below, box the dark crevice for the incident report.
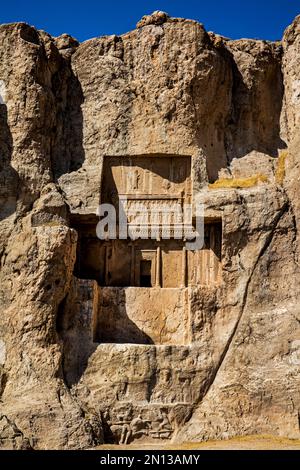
[0,371,8,399]
[56,295,67,334]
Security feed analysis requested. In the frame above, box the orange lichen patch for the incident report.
[209,174,269,190]
[275,150,288,185]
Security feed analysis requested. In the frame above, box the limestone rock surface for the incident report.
[0,13,299,448]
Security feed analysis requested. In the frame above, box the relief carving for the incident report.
[104,407,174,444]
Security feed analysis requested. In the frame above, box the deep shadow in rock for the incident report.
[0,104,18,221]
[51,66,85,179]
[96,288,154,345]
[205,45,287,183]
[226,49,286,156]
[56,278,98,387]
[58,280,154,388]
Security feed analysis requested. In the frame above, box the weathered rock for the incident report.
[0,12,299,449]
[0,22,103,449]
[0,415,32,449]
[136,11,170,29]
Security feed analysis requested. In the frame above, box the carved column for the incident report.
[130,242,135,286]
[156,245,161,287]
[182,246,187,287]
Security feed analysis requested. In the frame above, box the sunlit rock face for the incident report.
[0,12,299,449]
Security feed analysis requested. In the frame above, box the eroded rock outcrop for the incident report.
[0,12,299,448]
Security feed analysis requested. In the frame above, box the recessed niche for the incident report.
[72,226,222,288]
[140,260,152,287]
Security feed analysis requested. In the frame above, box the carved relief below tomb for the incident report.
[102,405,174,444]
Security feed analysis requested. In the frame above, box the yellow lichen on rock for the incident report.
[275,150,288,185]
[208,174,269,189]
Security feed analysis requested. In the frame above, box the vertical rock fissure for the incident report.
[193,201,289,407]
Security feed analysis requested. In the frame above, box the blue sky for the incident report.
[0,1,299,42]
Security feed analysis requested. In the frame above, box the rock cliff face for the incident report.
[0,12,299,449]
